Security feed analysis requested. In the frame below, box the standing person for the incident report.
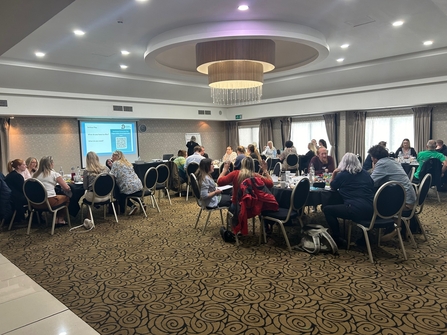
[22,157,38,180]
[222,146,237,164]
[395,139,417,158]
[110,150,143,215]
[174,150,187,182]
[309,147,335,174]
[5,159,28,222]
[262,141,277,158]
[33,156,71,224]
[196,158,231,208]
[323,153,375,247]
[186,136,199,156]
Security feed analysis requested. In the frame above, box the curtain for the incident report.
[259,119,273,149]
[279,117,291,149]
[226,121,239,151]
[323,113,338,163]
[0,118,10,174]
[413,107,432,153]
[352,111,366,161]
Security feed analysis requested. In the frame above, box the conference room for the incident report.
[1,1,447,335]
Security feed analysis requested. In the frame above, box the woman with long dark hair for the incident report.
[196,158,231,208]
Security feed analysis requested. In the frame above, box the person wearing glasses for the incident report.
[33,156,71,224]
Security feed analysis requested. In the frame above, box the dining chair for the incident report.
[156,164,172,205]
[253,159,260,173]
[273,162,282,176]
[261,177,310,251]
[285,153,299,174]
[219,161,234,174]
[190,173,228,234]
[347,181,407,263]
[401,173,431,247]
[265,157,272,172]
[414,158,441,203]
[186,162,199,201]
[407,166,415,181]
[81,173,118,228]
[23,178,71,235]
[125,167,160,217]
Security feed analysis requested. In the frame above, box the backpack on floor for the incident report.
[297,224,338,254]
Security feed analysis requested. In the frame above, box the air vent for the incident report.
[0,100,8,107]
[204,110,211,115]
[113,105,123,111]
[198,110,211,115]
[198,110,205,115]
[123,106,133,112]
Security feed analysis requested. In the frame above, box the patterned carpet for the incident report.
[1,191,447,335]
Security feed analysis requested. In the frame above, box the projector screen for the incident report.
[79,120,139,168]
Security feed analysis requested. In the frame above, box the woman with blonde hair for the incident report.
[5,159,28,222]
[262,141,277,158]
[83,151,110,202]
[22,156,38,180]
[33,156,71,224]
[110,150,143,214]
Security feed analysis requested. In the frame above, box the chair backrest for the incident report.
[162,154,174,160]
[156,164,170,185]
[169,156,176,161]
[186,162,199,182]
[419,158,442,187]
[408,166,415,181]
[292,177,310,211]
[286,153,299,168]
[273,162,282,176]
[417,173,432,208]
[23,178,48,206]
[189,173,202,204]
[219,161,234,174]
[373,181,405,224]
[144,167,158,190]
[253,159,260,173]
[265,157,272,171]
[389,151,395,158]
[356,154,362,163]
[92,173,115,198]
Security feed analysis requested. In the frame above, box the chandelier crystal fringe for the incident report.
[196,39,275,105]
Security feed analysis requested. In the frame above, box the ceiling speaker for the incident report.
[139,124,147,133]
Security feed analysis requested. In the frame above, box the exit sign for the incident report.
[235,114,242,120]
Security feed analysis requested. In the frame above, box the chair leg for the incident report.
[402,219,417,248]
[88,206,95,227]
[277,222,292,251]
[8,210,17,230]
[186,184,190,201]
[151,195,161,213]
[194,208,203,229]
[165,187,172,205]
[347,223,352,250]
[50,213,57,236]
[396,227,408,260]
[219,209,225,226]
[436,190,441,203]
[27,211,34,235]
[415,215,428,243]
[362,229,374,264]
[202,211,212,234]
[111,202,119,223]
[136,199,147,218]
[259,217,267,245]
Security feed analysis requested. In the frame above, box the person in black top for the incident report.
[323,153,374,247]
[186,136,199,156]
[5,159,28,222]
[436,139,447,156]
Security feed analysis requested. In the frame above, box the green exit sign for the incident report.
[235,114,242,120]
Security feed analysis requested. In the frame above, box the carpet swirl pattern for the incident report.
[1,193,447,334]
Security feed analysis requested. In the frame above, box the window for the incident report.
[365,114,414,153]
[238,126,259,147]
[290,119,330,153]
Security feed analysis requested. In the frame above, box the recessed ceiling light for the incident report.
[136,0,148,2]
[423,40,433,46]
[392,21,404,27]
[35,52,45,57]
[120,65,128,69]
[341,44,349,49]
[337,58,344,62]
[73,30,85,36]
[238,5,249,11]
[121,50,130,55]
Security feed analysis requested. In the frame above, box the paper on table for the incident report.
[217,185,232,191]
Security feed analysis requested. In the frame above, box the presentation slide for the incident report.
[79,121,139,168]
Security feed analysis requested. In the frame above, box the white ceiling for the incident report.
[1,0,447,108]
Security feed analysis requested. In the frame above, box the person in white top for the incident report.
[262,141,277,158]
[33,156,71,224]
[222,146,237,163]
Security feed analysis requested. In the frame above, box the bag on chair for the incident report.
[297,224,338,254]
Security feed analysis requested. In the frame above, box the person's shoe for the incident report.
[128,205,138,216]
[381,229,398,242]
[83,218,93,229]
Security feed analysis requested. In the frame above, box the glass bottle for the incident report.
[71,167,75,181]
[59,166,64,176]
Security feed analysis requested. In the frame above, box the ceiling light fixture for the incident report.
[121,50,130,55]
[74,30,85,36]
[392,21,404,27]
[196,39,275,105]
[120,64,128,69]
[337,58,344,62]
[238,5,249,11]
[423,40,433,46]
[340,44,349,49]
[35,52,45,57]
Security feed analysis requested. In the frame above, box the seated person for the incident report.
[261,141,277,158]
[247,144,261,162]
[185,145,205,169]
[83,151,110,203]
[22,156,38,180]
[413,139,447,182]
[33,156,71,224]
[363,140,387,171]
[5,159,29,222]
[110,150,143,215]
[200,146,209,159]
[436,139,447,156]
[234,146,246,170]
[309,147,335,174]
[395,138,417,158]
[174,150,187,182]
[279,140,297,170]
[299,142,317,174]
[323,153,374,247]
[319,139,327,148]
[196,158,231,208]
[222,146,237,163]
